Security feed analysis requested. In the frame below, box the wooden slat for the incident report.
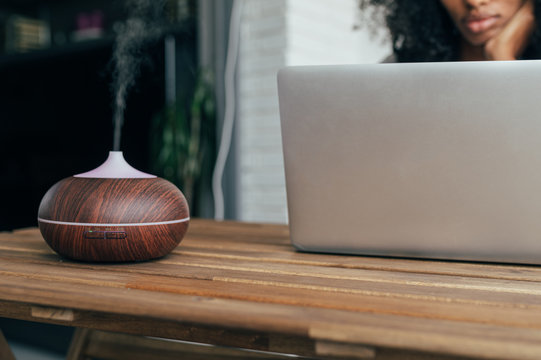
[186,219,291,240]
[1,256,541,330]
[0,301,317,357]
[315,341,375,359]
[3,247,541,306]
[4,247,541,300]
[4,270,541,360]
[6,224,541,284]
[3,220,541,359]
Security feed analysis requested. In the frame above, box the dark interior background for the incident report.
[0,0,197,231]
[0,0,197,356]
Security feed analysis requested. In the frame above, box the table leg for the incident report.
[66,328,91,360]
[0,329,16,360]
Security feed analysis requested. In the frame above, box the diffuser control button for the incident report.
[84,230,106,239]
[106,231,127,239]
[84,229,127,240]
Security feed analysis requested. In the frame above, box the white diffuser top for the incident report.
[74,151,156,178]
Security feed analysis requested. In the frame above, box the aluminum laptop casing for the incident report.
[278,61,541,263]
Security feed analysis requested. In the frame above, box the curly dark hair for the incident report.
[359,0,541,62]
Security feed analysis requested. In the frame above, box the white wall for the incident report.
[237,0,389,223]
[286,0,389,65]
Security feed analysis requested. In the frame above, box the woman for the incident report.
[359,0,540,62]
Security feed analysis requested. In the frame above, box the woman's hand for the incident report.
[484,0,535,60]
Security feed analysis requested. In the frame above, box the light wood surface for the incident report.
[2,219,541,359]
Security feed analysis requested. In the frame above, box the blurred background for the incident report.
[0,0,389,231]
[0,0,388,357]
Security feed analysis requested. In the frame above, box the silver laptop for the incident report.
[278,60,541,263]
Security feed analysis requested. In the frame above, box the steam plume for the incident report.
[111,0,166,151]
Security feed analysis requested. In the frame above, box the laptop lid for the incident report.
[278,61,541,263]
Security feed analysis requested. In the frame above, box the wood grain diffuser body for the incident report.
[38,151,189,262]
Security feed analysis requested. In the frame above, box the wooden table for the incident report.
[2,219,541,359]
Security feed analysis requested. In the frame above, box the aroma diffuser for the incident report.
[38,151,189,262]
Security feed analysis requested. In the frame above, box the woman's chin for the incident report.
[462,27,502,48]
